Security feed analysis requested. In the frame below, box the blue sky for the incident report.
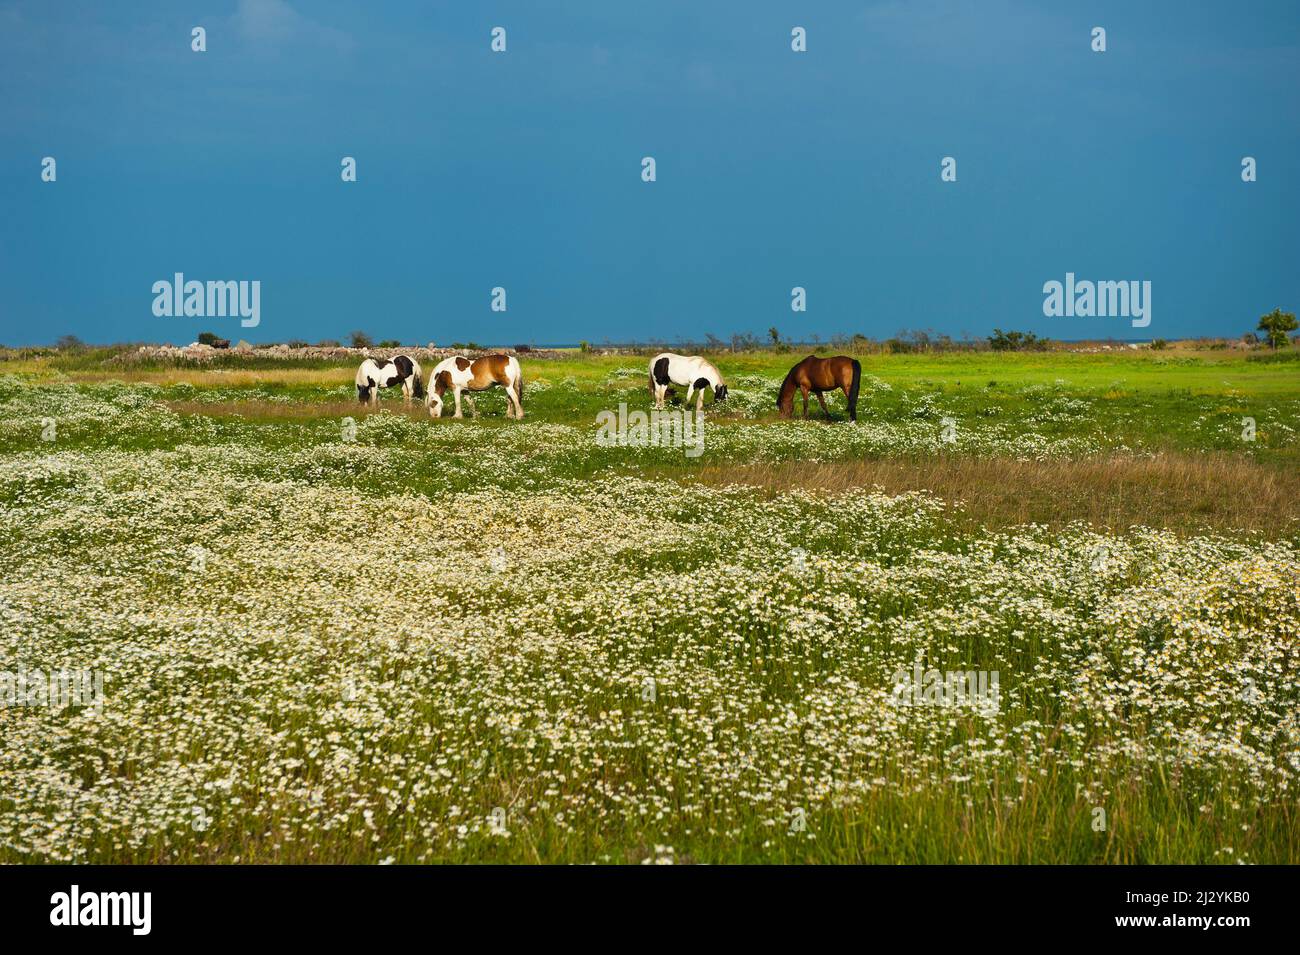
[1,0,1297,346]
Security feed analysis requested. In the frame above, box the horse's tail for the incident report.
[412,362,426,399]
[507,356,523,416]
[847,359,862,422]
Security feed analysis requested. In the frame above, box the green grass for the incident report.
[1,348,1297,863]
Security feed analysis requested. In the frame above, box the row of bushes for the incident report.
[21,312,1298,357]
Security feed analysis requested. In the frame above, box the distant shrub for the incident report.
[349,330,374,349]
[988,329,1048,352]
[1150,339,1168,350]
[377,339,401,348]
[196,332,219,346]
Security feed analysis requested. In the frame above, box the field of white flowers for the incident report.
[1,375,1298,863]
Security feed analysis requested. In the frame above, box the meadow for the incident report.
[1,346,1297,863]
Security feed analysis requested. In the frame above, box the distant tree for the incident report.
[1257,307,1297,349]
[1150,338,1168,350]
[988,329,1014,351]
[377,339,401,348]
[196,331,219,346]
[349,330,374,349]
[988,329,1047,352]
[768,327,781,347]
[1241,332,1259,347]
[55,334,86,351]
[704,333,725,352]
[579,340,591,353]
[896,328,933,352]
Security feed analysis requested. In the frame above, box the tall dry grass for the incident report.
[164,399,429,420]
[689,452,1300,536]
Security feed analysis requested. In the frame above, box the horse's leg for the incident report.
[801,385,809,419]
[685,383,695,408]
[816,392,830,419]
[453,387,463,418]
[696,388,704,414]
[655,384,667,410]
[466,394,478,418]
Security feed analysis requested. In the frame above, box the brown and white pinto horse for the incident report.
[777,355,862,422]
[427,354,524,419]
[356,355,424,406]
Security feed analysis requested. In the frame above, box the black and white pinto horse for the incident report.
[356,355,424,406]
[648,353,728,411]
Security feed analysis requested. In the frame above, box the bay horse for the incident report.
[427,354,524,419]
[356,355,424,406]
[648,353,729,412]
[777,355,861,422]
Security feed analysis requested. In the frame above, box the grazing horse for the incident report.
[427,354,524,419]
[648,353,729,412]
[777,355,862,422]
[356,355,424,406]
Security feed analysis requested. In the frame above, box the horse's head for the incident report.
[357,383,372,404]
[713,383,728,402]
[426,370,451,417]
[776,365,800,417]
